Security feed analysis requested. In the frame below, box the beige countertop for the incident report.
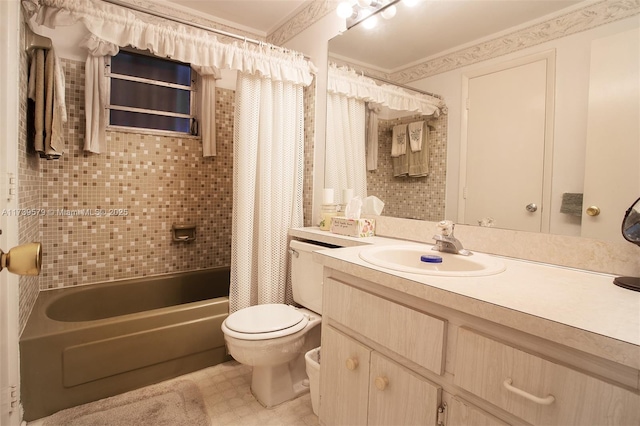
[290,227,640,371]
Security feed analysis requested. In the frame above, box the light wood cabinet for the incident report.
[319,326,371,426]
[319,272,640,426]
[320,326,441,426]
[447,396,509,426]
[454,328,640,426]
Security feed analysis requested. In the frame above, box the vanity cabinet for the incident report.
[320,326,441,425]
[318,272,640,426]
[454,328,640,425]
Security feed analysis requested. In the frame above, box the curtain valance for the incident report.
[23,0,317,86]
[327,64,446,116]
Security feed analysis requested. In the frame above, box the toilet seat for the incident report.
[223,304,309,340]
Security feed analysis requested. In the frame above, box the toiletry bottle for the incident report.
[319,204,338,231]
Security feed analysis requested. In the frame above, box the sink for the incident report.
[358,244,506,277]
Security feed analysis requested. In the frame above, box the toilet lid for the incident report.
[225,304,305,334]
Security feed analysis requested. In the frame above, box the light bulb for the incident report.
[362,14,378,29]
[336,1,354,18]
[381,5,396,19]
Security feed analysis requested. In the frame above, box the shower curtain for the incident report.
[230,72,305,313]
[325,92,368,204]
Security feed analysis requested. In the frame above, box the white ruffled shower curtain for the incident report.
[25,0,314,312]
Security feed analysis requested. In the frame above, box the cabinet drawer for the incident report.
[325,278,446,375]
[454,328,640,425]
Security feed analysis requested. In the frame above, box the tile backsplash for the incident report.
[35,59,235,289]
[367,113,447,221]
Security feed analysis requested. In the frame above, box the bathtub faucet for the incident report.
[432,220,471,256]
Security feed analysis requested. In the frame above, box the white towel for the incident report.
[408,121,424,152]
[391,124,407,157]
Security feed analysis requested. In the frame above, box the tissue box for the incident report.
[330,217,375,237]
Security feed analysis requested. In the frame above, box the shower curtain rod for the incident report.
[361,71,443,100]
[101,0,311,59]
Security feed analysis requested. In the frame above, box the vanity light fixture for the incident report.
[336,0,401,29]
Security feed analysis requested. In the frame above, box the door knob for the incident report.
[586,206,601,216]
[526,203,538,212]
[0,242,42,275]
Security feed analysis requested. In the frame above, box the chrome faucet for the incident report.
[432,220,471,256]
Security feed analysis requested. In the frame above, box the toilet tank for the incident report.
[290,240,335,314]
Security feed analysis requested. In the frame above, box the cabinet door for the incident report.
[319,326,371,426]
[368,352,441,426]
[447,396,510,426]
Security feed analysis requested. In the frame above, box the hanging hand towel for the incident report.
[29,48,66,159]
[408,122,430,177]
[391,124,407,157]
[408,121,424,152]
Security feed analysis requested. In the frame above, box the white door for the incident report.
[459,52,555,232]
[1,1,22,425]
[582,28,640,241]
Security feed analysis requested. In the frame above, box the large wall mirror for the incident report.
[326,0,639,243]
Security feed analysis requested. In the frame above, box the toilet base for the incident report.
[249,324,320,408]
[251,360,310,408]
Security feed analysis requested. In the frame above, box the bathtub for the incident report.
[20,267,230,421]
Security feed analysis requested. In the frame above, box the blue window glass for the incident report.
[109,50,193,134]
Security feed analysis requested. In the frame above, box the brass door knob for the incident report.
[0,242,42,275]
[586,206,601,216]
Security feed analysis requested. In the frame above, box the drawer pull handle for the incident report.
[345,358,359,371]
[374,376,389,391]
[503,378,555,405]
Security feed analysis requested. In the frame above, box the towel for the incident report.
[391,124,407,157]
[393,121,430,177]
[408,120,424,152]
[408,121,429,177]
[392,151,408,177]
[28,48,66,159]
[560,193,583,216]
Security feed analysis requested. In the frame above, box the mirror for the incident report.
[614,197,640,291]
[326,0,639,242]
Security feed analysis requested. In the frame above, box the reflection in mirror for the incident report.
[326,0,640,242]
[614,197,640,291]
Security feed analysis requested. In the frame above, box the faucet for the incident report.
[432,220,471,256]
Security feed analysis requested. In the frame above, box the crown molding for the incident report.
[267,0,339,46]
[391,0,640,84]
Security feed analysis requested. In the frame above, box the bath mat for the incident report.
[41,380,209,426]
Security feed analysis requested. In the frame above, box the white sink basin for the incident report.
[358,244,506,277]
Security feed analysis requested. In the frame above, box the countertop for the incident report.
[289,227,640,370]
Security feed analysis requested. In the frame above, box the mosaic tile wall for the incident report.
[366,113,447,221]
[303,79,316,227]
[36,59,235,289]
[18,20,42,332]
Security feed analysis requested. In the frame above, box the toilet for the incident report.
[221,240,327,407]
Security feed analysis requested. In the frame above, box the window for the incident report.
[107,49,195,134]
